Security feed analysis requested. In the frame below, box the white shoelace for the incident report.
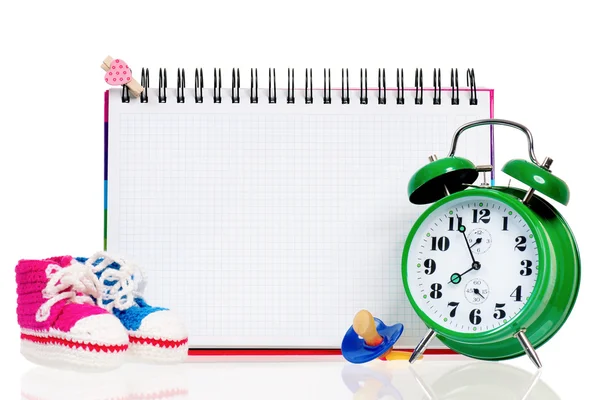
[83,251,146,312]
[36,260,102,322]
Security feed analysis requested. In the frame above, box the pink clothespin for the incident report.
[101,56,143,97]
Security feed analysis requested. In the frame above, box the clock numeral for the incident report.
[515,236,527,251]
[520,260,533,276]
[447,301,459,318]
[493,303,506,319]
[510,285,523,302]
[502,216,509,231]
[469,309,482,325]
[472,208,491,224]
[431,236,450,251]
[424,259,436,275]
[430,283,443,299]
[448,216,463,231]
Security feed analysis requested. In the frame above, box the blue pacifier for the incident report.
[341,310,404,364]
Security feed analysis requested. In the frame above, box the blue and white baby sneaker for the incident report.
[76,252,188,363]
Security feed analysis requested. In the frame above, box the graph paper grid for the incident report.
[107,87,493,348]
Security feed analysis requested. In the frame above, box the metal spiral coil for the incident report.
[323,68,331,104]
[341,68,349,104]
[195,68,204,103]
[177,68,185,103]
[250,68,258,104]
[414,68,423,105]
[467,68,478,105]
[360,68,368,104]
[451,68,459,105]
[121,68,480,105]
[397,68,404,105]
[140,68,149,103]
[287,68,295,104]
[269,68,276,104]
[433,68,441,105]
[213,68,222,104]
[378,68,386,105]
[232,68,240,103]
[158,68,167,103]
[305,68,313,104]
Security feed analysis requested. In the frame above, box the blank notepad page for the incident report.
[107,87,493,348]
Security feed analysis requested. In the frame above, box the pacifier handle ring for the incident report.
[447,118,540,166]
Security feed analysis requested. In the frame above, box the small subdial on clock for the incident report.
[464,278,490,305]
[467,228,492,254]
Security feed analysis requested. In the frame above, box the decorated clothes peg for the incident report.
[101,56,144,97]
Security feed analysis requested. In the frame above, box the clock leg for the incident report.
[515,330,542,369]
[409,328,437,364]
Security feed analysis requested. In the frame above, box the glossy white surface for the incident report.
[19,356,560,400]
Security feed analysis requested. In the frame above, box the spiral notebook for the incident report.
[104,68,495,352]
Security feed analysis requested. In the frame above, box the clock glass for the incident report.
[405,195,539,333]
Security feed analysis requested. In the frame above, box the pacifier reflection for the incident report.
[342,362,404,399]
[341,360,559,400]
[21,363,189,400]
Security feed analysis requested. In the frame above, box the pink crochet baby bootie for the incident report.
[16,256,129,371]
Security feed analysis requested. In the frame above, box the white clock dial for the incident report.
[406,196,539,333]
[467,228,492,254]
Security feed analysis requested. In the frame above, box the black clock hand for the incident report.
[449,224,482,285]
[459,225,477,264]
[470,238,482,248]
[448,262,481,284]
[473,288,485,299]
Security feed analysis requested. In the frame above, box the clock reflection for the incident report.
[341,360,559,400]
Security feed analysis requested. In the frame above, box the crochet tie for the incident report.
[83,251,146,312]
[36,260,102,322]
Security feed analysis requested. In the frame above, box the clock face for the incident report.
[405,195,539,333]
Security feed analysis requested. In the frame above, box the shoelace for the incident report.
[36,260,102,322]
[83,251,146,312]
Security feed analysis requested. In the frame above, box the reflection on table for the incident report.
[341,358,559,400]
[21,363,188,400]
[20,356,559,400]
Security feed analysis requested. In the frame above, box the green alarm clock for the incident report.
[402,119,580,368]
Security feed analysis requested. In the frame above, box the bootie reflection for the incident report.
[21,367,128,400]
[21,363,188,400]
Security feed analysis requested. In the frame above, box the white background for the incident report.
[0,0,597,399]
